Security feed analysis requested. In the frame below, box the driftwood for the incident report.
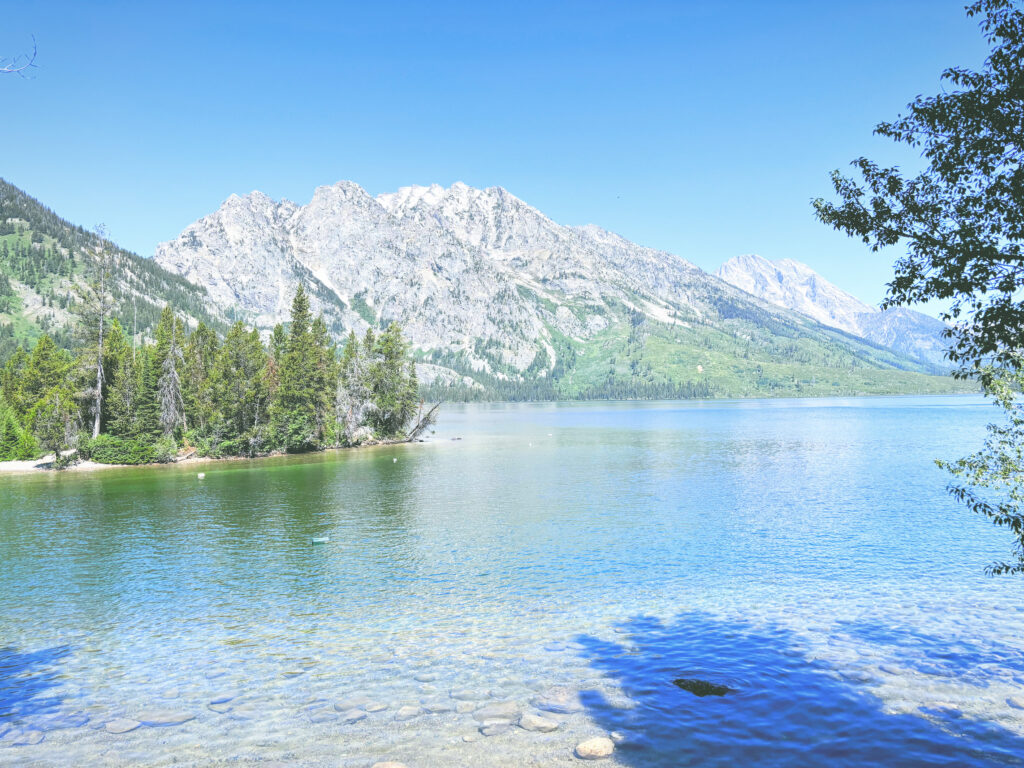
[405,402,442,442]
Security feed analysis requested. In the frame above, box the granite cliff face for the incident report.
[716,254,949,369]
[155,181,954,398]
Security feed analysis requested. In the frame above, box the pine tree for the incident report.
[14,424,38,460]
[31,386,79,465]
[213,321,269,454]
[100,320,131,432]
[21,335,73,418]
[106,340,140,439]
[184,322,219,433]
[0,397,23,460]
[336,330,371,444]
[309,315,336,442]
[365,322,418,437]
[0,346,28,416]
[156,308,186,437]
[271,286,320,452]
[135,346,161,441]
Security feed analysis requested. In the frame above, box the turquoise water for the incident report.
[2,396,1024,766]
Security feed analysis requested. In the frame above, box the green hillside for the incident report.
[0,178,226,360]
[420,294,973,401]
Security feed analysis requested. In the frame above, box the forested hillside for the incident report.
[0,178,228,360]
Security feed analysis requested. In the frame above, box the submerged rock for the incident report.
[105,718,141,734]
[575,737,614,759]
[136,709,195,726]
[473,701,521,722]
[450,688,487,701]
[480,721,512,736]
[423,701,455,714]
[672,678,734,697]
[334,695,373,712]
[308,710,338,724]
[37,713,89,730]
[532,688,583,714]
[7,729,44,746]
[519,712,560,732]
[339,708,367,724]
[395,705,421,721]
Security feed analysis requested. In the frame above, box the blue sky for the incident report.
[1,1,988,309]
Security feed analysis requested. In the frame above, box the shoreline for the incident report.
[0,438,416,476]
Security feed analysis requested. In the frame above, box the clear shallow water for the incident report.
[2,395,1024,767]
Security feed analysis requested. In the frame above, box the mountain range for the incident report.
[153,180,963,399]
[0,178,965,400]
[715,254,950,369]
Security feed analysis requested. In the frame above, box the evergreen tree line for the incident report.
[0,285,422,464]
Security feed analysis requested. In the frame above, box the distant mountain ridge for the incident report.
[153,180,964,400]
[716,254,949,370]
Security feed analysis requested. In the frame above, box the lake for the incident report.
[2,395,1024,767]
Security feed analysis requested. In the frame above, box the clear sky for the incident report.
[1,1,989,310]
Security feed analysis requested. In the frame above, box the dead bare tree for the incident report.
[405,402,441,442]
[1,36,37,76]
[74,226,117,439]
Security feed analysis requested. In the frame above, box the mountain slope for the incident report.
[155,181,966,400]
[0,178,229,360]
[715,254,874,335]
[716,254,950,370]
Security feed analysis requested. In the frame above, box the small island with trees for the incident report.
[0,283,432,469]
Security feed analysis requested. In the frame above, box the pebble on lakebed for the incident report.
[105,718,141,734]
[395,705,421,720]
[519,712,560,732]
[136,709,196,726]
[334,695,373,711]
[5,729,44,746]
[472,700,521,722]
[575,737,615,760]
[532,687,583,714]
[479,721,511,736]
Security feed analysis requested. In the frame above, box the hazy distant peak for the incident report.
[717,254,876,332]
[716,253,950,369]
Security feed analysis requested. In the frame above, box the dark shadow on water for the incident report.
[834,620,1024,686]
[0,645,71,728]
[574,613,1024,768]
